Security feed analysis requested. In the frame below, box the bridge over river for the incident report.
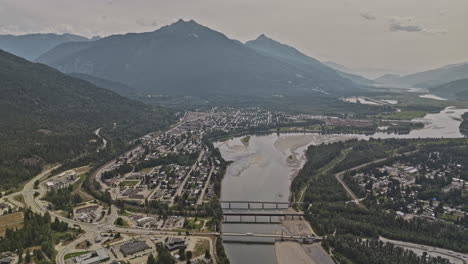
[221,200,305,223]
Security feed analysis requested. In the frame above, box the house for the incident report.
[165,237,186,251]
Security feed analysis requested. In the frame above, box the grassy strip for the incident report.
[64,251,89,260]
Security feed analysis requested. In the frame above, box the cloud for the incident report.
[388,17,447,35]
[136,19,159,27]
[389,22,423,32]
[360,12,376,21]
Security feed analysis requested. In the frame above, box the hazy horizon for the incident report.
[1,0,467,75]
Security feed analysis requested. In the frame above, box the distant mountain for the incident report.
[374,74,401,84]
[337,71,376,86]
[376,62,468,88]
[429,79,468,101]
[323,61,353,73]
[324,61,405,80]
[37,20,362,102]
[0,50,171,189]
[0,33,97,61]
[321,61,375,86]
[245,35,372,86]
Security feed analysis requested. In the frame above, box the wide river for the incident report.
[215,107,468,264]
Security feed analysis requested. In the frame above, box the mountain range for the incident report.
[374,62,468,88]
[324,61,406,80]
[0,33,99,61]
[429,78,468,101]
[37,19,364,102]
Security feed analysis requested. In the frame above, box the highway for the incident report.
[380,237,468,264]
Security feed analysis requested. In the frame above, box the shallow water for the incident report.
[419,94,447,101]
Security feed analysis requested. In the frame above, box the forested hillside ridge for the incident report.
[375,62,468,88]
[36,20,387,113]
[324,235,452,264]
[0,33,97,61]
[0,50,173,190]
[0,209,77,263]
[430,78,468,101]
[292,138,468,255]
[461,113,468,136]
[69,73,140,99]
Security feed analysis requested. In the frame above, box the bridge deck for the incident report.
[220,200,293,204]
[223,212,304,216]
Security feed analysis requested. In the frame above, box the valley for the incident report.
[0,6,468,264]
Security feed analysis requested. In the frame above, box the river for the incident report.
[215,106,468,264]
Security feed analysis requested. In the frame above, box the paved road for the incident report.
[172,149,205,205]
[197,158,214,205]
[380,237,468,264]
[335,150,418,208]
[93,127,107,151]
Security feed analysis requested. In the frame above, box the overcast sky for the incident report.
[1,0,467,74]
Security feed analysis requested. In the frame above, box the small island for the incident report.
[241,135,251,146]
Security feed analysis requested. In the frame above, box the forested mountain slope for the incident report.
[0,50,172,189]
[430,78,468,101]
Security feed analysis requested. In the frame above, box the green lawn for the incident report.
[241,136,251,145]
[137,167,153,173]
[193,239,210,257]
[114,217,130,227]
[375,111,426,120]
[64,251,89,260]
[119,180,140,187]
[184,217,206,230]
[118,210,130,216]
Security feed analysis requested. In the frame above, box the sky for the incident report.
[1,0,467,76]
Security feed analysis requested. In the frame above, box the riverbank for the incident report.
[273,134,356,183]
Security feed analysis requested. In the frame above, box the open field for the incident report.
[119,180,140,187]
[375,111,427,120]
[137,167,153,173]
[0,212,23,236]
[193,238,210,257]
